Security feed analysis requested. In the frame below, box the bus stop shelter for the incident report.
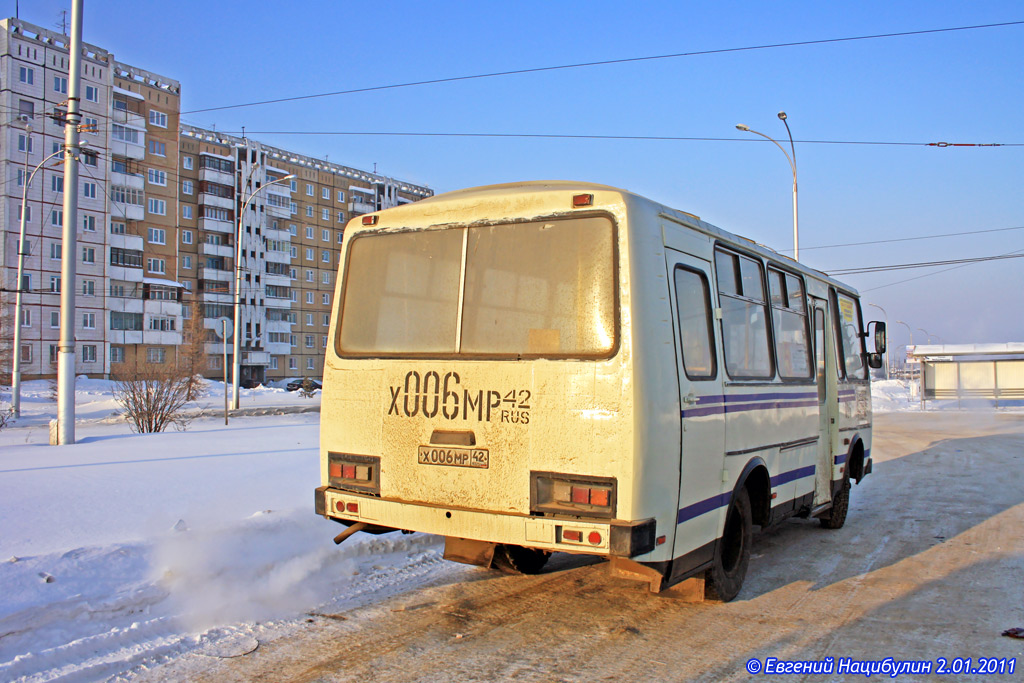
[908,343,1024,409]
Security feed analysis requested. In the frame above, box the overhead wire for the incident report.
[182,20,1024,115]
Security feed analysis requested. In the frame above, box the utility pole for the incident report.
[57,0,84,445]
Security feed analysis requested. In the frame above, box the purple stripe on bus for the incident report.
[676,464,820,524]
[770,465,816,487]
[681,399,819,418]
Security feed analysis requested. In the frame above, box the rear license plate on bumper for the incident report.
[417,446,489,469]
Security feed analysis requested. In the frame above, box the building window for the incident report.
[49,345,58,363]
[183,205,193,219]
[306,183,314,196]
[305,292,314,305]
[289,201,297,215]
[321,208,329,221]
[149,110,168,128]
[148,227,166,244]
[290,246,298,258]
[305,313,314,326]
[82,214,96,231]
[50,310,60,328]
[183,255,193,269]
[182,230,193,244]
[50,276,61,292]
[304,226,313,239]
[337,190,345,202]
[111,221,126,234]
[321,272,330,285]
[83,313,96,329]
[82,246,95,263]
[321,228,330,242]
[322,292,330,304]
[83,182,97,199]
[110,346,125,363]
[321,187,329,200]
[322,250,330,263]
[50,242,62,260]
[83,117,99,135]
[305,247,314,260]
[183,156,193,170]
[323,313,330,326]
[83,280,95,296]
[306,358,315,370]
[147,257,166,274]
[322,335,328,349]
[289,357,297,370]
[110,311,144,330]
[305,270,314,282]
[290,335,297,347]
[305,206,314,218]
[148,139,166,157]
[337,211,345,224]
[147,347,166,364]
[270,357,279,370]
[289,179,297,192]
[17,135,33,153]
[305,335,314,348]
[54,76,68,94]
[21,308,31,327]
[82,345,97,363]
[52,175,64,193]
[148,316,176,331]
[85,85,99,102]
[182,180,193,195]
[51,209,63,226]
[21,345,32,363]
[147,169,167,186]
[148,198,167,215]
[19,66,34,84]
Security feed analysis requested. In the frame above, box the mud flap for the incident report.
[609,557,665,593]
[443,537,497,568]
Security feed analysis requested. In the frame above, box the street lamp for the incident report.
[867,303,889,380]
[232,172,296,409]
[10,142,71,417]
[895,320,914,348]
[736,112,799,260]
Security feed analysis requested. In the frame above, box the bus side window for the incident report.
[768,268,812,381]
[673,267,717,379]
[715,249,773,379]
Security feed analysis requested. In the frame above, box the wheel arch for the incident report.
[846,435,867,483]
[732,457,771,528]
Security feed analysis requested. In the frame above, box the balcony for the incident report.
[108,265,144,283]
[201,291,233,304]
[201,242,234,259]
[199,216,234,234]
[199,266,232,282]
[348,200,376,215]
[112,108,146,129]
[112,201,144,221]
[109,233,144,251]
[264,271,290,287]
[200,167,234,187]
[265,249,290,265]
[199,193,234,211]
[243,351,271,366]
[111,169,144,191]
[266,202,290,219]
[205,341,233,356]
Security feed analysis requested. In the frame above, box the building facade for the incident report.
[1,18,432,384]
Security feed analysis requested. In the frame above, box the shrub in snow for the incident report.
[112,365,194,433]
[299,377,317,398]
[0,403,12,431]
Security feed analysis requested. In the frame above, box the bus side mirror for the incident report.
[868,320,886,354]
[867,353,883,369]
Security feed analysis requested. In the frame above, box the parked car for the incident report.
[286,377,322,392]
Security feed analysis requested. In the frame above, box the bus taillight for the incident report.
[531,472,616,518]
[328,453,381,495]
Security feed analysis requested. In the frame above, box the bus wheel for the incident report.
[492,545,551,575]
[820,475,851,529]
[705,487,752,602]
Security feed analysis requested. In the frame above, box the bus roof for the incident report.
[371,180,860,297]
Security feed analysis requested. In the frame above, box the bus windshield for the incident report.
[336,216,616,358]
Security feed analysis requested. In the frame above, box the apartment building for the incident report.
[1,18,432,383]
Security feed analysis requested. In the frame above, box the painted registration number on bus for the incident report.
[417,446,490,469]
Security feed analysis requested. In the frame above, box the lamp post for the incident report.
[736,111,798,260]
[232,173,295,409]
[918,328,934,345]
[11,145,69,417]
[867,303,889,380]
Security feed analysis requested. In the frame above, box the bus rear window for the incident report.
[337,216,616,358]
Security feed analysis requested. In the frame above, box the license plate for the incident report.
[417,446,489,469]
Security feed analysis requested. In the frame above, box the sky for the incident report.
[13,0,1024,352]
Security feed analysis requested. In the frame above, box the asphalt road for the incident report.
[141,412,1024,682]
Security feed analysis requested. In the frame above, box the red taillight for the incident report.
[588,531,602,545]
[342,464,357,480]
[328,462,342,478]
[571,486,590,504]
[572,193,593,207]
[346,502,358,514]
[563,530,582,542]
[656,535,667,546]
[590,489,610,507]
[335,501,344,512]
[361,215,378,225]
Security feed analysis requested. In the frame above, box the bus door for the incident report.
[665,249,726,559]
[811,297,840,506]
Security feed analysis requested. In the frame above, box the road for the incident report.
[139,412,1024,682]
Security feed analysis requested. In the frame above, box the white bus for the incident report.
[315,181,885,600]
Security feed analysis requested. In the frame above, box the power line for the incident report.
[787,225,1024,253]
[182,20,1024,115]
[858,248,1024,292]
[209,130,1024,147]
[828,252,1024,276]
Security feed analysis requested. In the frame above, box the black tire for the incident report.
[819,475,851,529]
[705,487,753,602]
[491,545,551,575]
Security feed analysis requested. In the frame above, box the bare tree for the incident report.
[179,299,208,401]
[112,363,194,433]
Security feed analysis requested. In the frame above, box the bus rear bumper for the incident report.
[315,486,656,558]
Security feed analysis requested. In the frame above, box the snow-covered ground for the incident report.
[0,378,1017,681]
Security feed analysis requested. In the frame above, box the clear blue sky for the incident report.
[16,0,1024,350]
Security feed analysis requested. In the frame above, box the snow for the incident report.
[0,377,1017,680]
